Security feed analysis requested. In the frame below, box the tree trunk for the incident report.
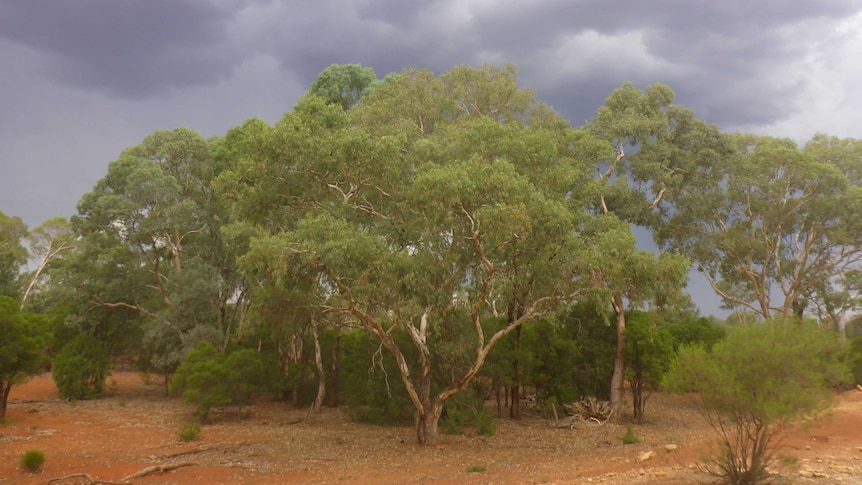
[509,315,522,420]
[327,325,341,407]
[631,341,645,424]
[311,317,326,413]
[1,381,11,419]
[609,296,626,424]
[416,399,444,445]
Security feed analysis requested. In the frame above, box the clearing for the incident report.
[2,373,862,484]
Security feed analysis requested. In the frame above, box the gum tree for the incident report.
[238,65,597,444]
[649,133,862,324]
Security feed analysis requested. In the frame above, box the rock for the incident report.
[664,444,678,452]
[636,450,655,463]
[654,470,667,477]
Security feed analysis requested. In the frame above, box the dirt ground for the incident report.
[1,373,862,484]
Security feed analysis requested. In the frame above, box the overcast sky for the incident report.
[2,0,861,316]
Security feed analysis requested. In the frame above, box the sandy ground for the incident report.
[2,372,862,484]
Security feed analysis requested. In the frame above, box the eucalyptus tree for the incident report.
[63,128,241,379]
[649,133,862,325]
[0,211,28,300]
[20,217,77,310]
[310,63,379,110]
[585,83,696,421]
[239,65,597,444]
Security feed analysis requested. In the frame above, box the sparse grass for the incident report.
[21,449,46,472]
[178,421,201,442]
[335,435,346,445]
[466,465,486,473]
[620,424,639,445]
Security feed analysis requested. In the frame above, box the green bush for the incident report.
[169,342,283,419]
[625,311,675,424]
[178,421,201,441]
[440,392,496,436]
[338,330,414,426]
[620,424,639,444]
[665,320,849,485]
[848,335,862,385]
[52,333,111,400]
[21,449,46,472]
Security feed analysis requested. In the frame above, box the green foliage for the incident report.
[21,449,46,472]
[310,63,379,110]
[555,303,617,400]
[52,333,111,400]
[624,311,675,423]
[620,424,639,444]
[664,320,849,484]
[441,391,496,436]
[0,211,28,300]
[178,421,201,441]
[466,465,487,473]
[169,342,284,419]
[849,335,862,385]
[337,330,414,426]
[664,315,725,350]
[0,296,48,418]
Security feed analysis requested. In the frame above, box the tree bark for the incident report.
[509,325,522,420]
[327,325,341,407]
[609,295,626,424]
[416,398,444,445]
[0,381,11,419]
[311,316,326,413]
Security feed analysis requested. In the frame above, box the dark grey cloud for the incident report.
[2,0,861,317]
[0,0,240,98]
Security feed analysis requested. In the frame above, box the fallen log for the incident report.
[46,473,125,485]
[119,462,196,482]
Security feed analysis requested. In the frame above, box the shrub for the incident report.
[178,421,201,441]
[52,333,111,400]
[169,342,283,419]
[664,320,849,485]
[620,424,639,445]
[624,311,674,424]
[21,449,46,472]
[848,335,862,385]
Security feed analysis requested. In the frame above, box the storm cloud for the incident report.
[1,0,861,313]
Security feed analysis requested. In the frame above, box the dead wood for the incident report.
[46,473,125,485]
[160,441,248,459]
[119,462,196,482]
[564,396,613,425]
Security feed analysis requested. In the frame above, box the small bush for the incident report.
[466,465,486,473]
[665,320,849,485]
[441,407,465,435]
[178,422,201,442]
[620,424,639,444]
[474,409,496,436]
[21,449,46,472]
[169,342,284,419]
[52,333,111,400]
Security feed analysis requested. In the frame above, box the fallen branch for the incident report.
[119,462,196,482]
[160,441,248,459]
[46,473,125,485]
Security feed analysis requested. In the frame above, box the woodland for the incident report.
[2,63,862,478]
